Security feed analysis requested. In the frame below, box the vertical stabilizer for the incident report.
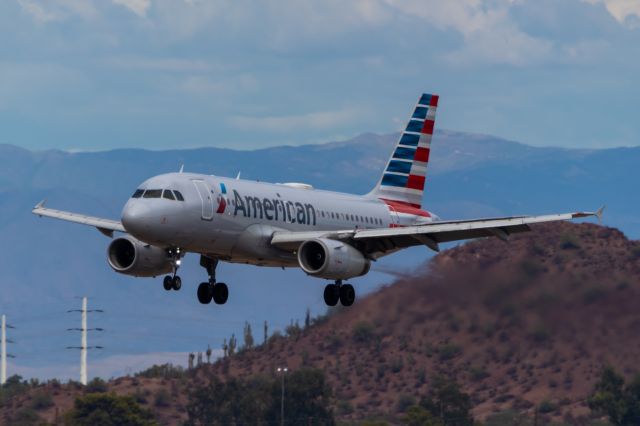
[369,93,438,208]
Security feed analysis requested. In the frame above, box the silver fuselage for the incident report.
[121,173,436,267]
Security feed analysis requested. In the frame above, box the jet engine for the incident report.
[297,238,370,280]
[107,235,173,277]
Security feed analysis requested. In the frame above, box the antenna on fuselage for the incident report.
[236,172,241,180]
[179,164,184,173]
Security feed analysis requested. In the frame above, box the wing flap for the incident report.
[270,210,600,256]
[32,201,125,237]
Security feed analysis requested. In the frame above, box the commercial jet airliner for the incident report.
[33,93,602,307]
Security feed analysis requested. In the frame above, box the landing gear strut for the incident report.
[163,248,183,291]
[323,280,355,307]
[197,256,229,305]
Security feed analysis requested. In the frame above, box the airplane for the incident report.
[32,93,602,307]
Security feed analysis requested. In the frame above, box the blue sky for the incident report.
[1,0,639,151]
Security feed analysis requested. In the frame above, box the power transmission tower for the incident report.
[67,297,104,385]
[1,314,16,385]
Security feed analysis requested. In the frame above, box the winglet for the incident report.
[179,164,184,173]
[236,171,241,180]
[595,205,605,224]
[34,199,46,210]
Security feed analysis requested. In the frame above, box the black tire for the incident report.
[163,276,173,291]
[172,276,182,291]
[323,284,339,306]
[197,282,212,304]
[213,283,229,305]
[340,284,355,306]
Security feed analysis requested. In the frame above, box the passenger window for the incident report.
[143,189,162,198]
[173,191,185,201]
[163,190,175,200]
[131,189,144,198]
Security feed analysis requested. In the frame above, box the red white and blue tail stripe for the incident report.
[369,93,438,209]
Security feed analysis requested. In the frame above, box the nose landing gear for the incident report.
[163,248,183,291]
[197,256,229,305]
[323,280,355,306]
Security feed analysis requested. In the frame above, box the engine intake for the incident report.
[297,238,370,280]
[107,235,173,277]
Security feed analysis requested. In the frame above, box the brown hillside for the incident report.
[204,222,640,422]
[3,222,640,424]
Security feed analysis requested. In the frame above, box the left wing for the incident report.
[32,200,125,238]
[271,209,604,259]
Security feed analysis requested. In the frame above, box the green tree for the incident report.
[588,366,640,425]
[403,405,441,426]
[419,376,473,426]
[64,393,157,426]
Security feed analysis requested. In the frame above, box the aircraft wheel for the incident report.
[172,276,182,291]
[197,282,213,304]
[163,276,173,291]
[213,283,229,305]
[323,284,339,306]
[340,284,355,306]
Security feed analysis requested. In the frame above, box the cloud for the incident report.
[112,0,151,17]
[17,0,58,22]
[586,0,640,25]
[228,108,365,133]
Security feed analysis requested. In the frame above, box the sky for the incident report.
[0,0,639,151]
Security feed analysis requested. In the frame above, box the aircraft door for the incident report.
[387,205,401,227]
[192,180,214,220]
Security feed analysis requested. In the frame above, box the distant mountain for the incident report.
[4,222,639,424]
[0,130,636,378]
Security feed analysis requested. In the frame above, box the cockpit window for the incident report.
[173,191,185,201]
[162,190,175,200]
[131,189,144,198]
[143,189,162,198]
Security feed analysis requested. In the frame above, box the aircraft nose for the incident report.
[121,201,152,237]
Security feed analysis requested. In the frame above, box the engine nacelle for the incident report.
[107,235,173,277]
[297,238,370,280]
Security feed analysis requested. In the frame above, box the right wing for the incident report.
[32,200,125,238]
[271,208,604,259]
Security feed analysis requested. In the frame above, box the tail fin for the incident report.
[369,93,439,208]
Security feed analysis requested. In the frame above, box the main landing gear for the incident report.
[196,256,229,305]
[163,248,183,291]
[323,280,355,307]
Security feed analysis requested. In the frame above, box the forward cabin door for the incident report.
[192,180,214,221]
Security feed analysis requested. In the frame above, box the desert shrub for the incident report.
[531,324,550,343]
[437,343,462,361]
[560,233,580,249]
[352,321,376,344]
[469,366,489,382]
[588,366,640,425]
[390,357,404,373]
[419,376,474,425]
[84,377,108,393]
[631,245,640,259]
[396,394,416,413]
[337,400,354,415]
[285,321,302,340]
[136,364,185,379]
[154,388,170,408]
[325,334,342,350]
[582,286,607,304]
[538,399,557,413]
[520,259,544,278]
[11,407,40,425]
[31,390,54,410]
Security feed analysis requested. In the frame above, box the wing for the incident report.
[271,209,604,259]
[32,200,125,238]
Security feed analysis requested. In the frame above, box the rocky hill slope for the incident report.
[3,221,640,424]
